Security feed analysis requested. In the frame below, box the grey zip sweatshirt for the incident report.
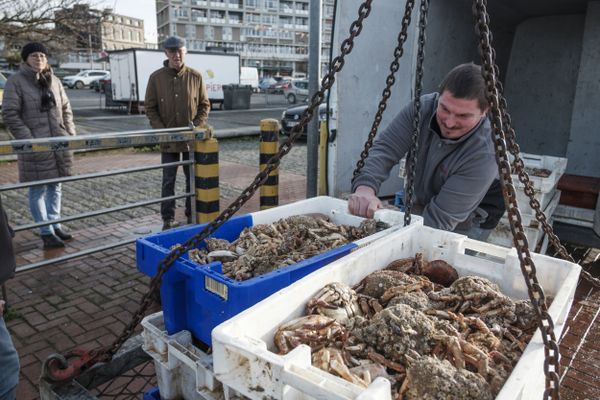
[352,93,500,231]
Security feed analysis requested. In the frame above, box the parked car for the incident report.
[269,78,292,94]
[0,71,6,109]
[258,77,276,92]
[283,79,309,104]
[281,103,329,137]
[62,70,109,89]
[90,75,111,92]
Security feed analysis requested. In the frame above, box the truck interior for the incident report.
[414,0,600,246]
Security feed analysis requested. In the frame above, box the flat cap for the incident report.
[164,36,186,49]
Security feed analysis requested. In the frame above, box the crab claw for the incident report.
[421,260,458,287]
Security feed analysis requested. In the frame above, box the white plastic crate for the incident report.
[398,153,567,215]
[504,189,561,228]
[511,153,567,193]
[553,204,595,228]
[141,312,224,400]
[490,190,560,253]
[212,224,580,400]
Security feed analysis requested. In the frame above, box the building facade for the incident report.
[55,5,146,69]
[156,0,334,77]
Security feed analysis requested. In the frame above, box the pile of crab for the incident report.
[186,214,389,281]
[274,254,538,399]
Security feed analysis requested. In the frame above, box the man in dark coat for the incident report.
[145,36,210,230]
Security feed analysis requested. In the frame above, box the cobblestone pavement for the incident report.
[2,136,307,231]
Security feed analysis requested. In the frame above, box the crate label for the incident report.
[205,276,228,300]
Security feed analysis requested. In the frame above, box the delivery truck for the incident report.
[108,48,240,109]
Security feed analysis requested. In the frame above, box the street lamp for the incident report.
[255,60,260,78]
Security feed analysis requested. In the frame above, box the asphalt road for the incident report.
[65,88,289,135]
[0,88,291,139]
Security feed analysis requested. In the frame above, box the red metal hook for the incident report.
[41,348,104,383]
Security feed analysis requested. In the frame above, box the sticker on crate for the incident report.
[212,223,580,400]
[136,196,421,346]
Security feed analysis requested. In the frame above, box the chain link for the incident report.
[352,0,416,179]
[473,1,561,398]
[403,0,429,227]
[93,0,376,362]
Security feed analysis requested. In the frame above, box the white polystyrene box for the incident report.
[212,223,580,400]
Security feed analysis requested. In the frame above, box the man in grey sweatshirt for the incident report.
[349,63,505,240]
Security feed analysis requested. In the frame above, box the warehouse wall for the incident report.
[567,1,600,176]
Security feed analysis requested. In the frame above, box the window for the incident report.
[223,26,232,40]
[204,25,214,40]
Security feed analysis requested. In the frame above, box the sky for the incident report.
[95,0,158,44]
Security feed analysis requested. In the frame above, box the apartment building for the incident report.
[156,0,335,77]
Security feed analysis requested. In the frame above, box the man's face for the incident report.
[435,90,487,139]
[165,47,186,70]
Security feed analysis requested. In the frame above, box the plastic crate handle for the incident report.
[281,364,382,400]
[463,238,510,261]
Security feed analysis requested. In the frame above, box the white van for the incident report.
[240,67,259,92]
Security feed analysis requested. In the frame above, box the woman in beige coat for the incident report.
[2,42,76,249]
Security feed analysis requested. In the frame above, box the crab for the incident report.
[354,270,419,299]
[351,304,437,365]
[180,214,386,281]
[428,276,517,324]
[387,290,431,311]
[312,347,371,387]
[356,294,384,318]
[399,356,493,400]
[385,253,459,287]
[274,314,348,355]
[380,275,434,305]
[307,282,363,325]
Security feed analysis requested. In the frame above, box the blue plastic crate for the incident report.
[143,387,160,400]
[136,214,356,346]
[394,190,406,211]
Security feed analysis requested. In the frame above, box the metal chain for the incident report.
[494,80,600,288]
[352,0,416,179]
[96,0,376,362]
[403,0,429,227]
[472,1,561,398]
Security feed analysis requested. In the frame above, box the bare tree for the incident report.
[0,0,85,40]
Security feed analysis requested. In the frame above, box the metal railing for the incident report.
[0,126,213,273]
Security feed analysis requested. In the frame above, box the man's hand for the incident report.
[348,186,382,218]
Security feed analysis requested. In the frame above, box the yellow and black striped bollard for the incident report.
[195,134,220,223]
[259,119,280,210]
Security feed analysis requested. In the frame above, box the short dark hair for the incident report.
[439,63,488,111]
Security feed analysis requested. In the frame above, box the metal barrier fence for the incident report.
[0,126,214,273]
